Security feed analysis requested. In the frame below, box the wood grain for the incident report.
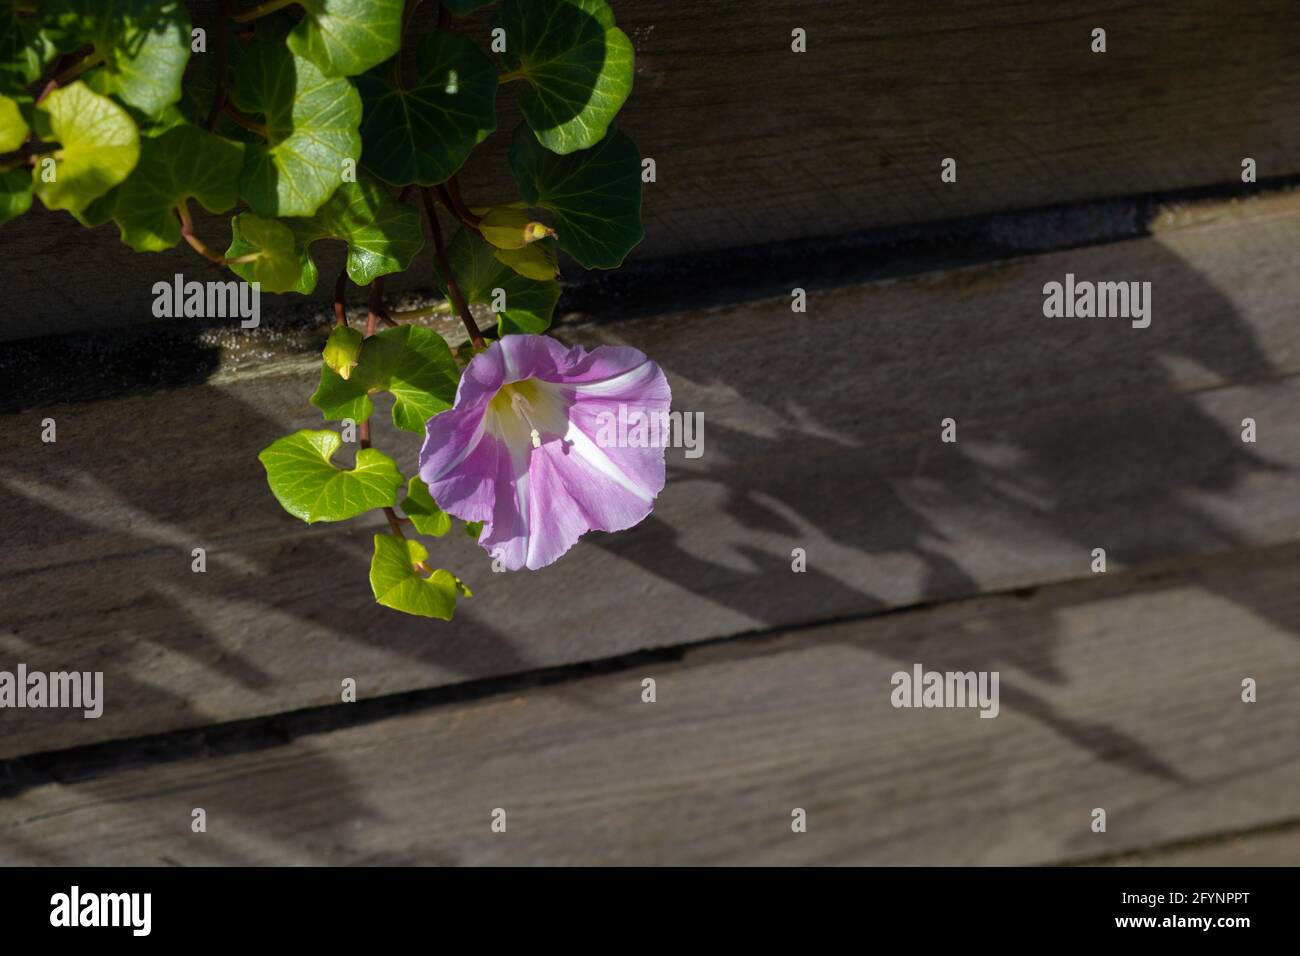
[2,192,1300,758]
[3,0,1300,339]
[2,541,1297,865]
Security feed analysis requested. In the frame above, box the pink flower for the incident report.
[418,334,671,570]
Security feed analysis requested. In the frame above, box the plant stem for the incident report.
[389,301,453,322]
[175,201,247,267]
[51,48,104,86]
[223,102,268,138]
[205,0,231,131]
[334,267,348,327]
[421,187,485,350]
[231,0,294,23]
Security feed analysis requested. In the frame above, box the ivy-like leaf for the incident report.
[232,33,362,216]
[31,81,139,215]
[369,534,469,620]
[494,0,633,155]
[400,476,452,537]
[439,226,561,335]
[289,173,425,285]
[226,213,317,293]
[312,325,460,432]
[0,90,26,152]
[1,2,54,93]
[41,0,190,118]
[103,122,244,251]
[357,30,497,187]
[287,0,404,78]
[258,429,404,524]
[509,123,642,269]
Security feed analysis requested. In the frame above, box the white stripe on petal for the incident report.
[562,419,655,502]
[566,359,655,396]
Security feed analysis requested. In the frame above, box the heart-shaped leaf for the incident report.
[312,324,460,432]
[258,429,405,524]
[1,2,56,92]
[357,29,497,186]
[288,173,424,285]
[495,0,633,154]
[103,122,244,251]
[41,0,190,118]
[226,212,318,293]
[31,81,139,214]
[232,33,362,216]
[369,534,469,620]
[509,123,641,269]
[400,476,452,537]
[287,0,404,78]
[439,226,560,335]
[0,167,31,226]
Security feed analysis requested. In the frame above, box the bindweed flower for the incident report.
[418,334,671,571]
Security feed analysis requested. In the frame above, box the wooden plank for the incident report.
[1098,822,1300,866]
[4,0,1300,339]
[4,192,1300,758]
[3,541,1297,865]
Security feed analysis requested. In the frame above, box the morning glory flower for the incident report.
[418,334,671,571]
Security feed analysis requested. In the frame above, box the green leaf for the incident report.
[0,91,26,152]
[464,519,484,539]
[226,213,317,293]
[0,167,31,226]
[495,0,633,155]
[232,32,362,216]
[41,0,190,118]
[289,173,424,285]
[510,123,642,269]
[442,0,495,16]
[31,81,140,214]
[288,0,404,78]
[400,476,452,537]
[323,324,364,380]
[104,123,244,251]
[494,241,558,282]
[475,203,555,250]
[357,29,497,187]
[258,429,404,524]
[0,1,56,93]
[369,534,469,620]
[439,226,560,335]
[312,325,460,432]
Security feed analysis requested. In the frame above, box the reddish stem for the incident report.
[421,187,485,349]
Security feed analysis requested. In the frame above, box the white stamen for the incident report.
[510,388,544,448]
[530,428,541,448]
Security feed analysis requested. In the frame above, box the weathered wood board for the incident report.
[1100,823,1300,866]
[3,192,1300,759]
[3,540,1296,865]
[3,0,1300,339]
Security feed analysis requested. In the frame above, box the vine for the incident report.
[0,0,659,619]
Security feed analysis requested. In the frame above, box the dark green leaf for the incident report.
[357,29,497,186]
[41,0,190,117]
[0,1,56,93]
[369,534,469,619]
[289,173,424,285]
[509,123,641,269]
[258,429,404,523]
[232,32,362,216]
[312,324,460,432]
[442,0,495,16]
[495,0,633,154]
[439,227,560,335]
[105,122,243,251]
